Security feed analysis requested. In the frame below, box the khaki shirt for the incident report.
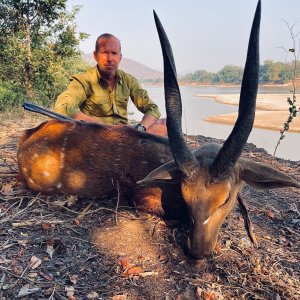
[54,66,161,124]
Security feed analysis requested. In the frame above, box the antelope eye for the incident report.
[220,194,230,208]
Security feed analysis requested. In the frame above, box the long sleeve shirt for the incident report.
[54,66,161,125]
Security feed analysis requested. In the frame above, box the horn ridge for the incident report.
[209,0,261,182]
[154,10,197,176]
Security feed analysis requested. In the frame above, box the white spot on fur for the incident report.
[203,215,211,225]
[34,153,39,158]
[56,183,62,189]
[28,178,34,184]
[43,171,50,177]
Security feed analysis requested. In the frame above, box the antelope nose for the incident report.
[186,237,205,260]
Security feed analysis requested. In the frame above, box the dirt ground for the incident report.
[0,114,299,300]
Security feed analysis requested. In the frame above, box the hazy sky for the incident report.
[68,0,300,74]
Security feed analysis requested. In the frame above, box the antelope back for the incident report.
[18,120,172,197]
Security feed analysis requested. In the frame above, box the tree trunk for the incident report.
[25,0,34,98]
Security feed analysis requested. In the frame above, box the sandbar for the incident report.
[198,93,300,132]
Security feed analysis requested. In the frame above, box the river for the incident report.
[128,85,299,161]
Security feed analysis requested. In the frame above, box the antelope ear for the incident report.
[137,160,181,185]
[240,159,300,189]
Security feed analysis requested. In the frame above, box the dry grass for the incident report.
[0,115,299,299]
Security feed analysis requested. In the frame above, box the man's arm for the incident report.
[72,111,103,123]
[139,114,157,130]
[54,77,88,117]
[127,75,161,126]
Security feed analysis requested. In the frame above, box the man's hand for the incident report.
[138,115,167,136]
[72,111,103,124]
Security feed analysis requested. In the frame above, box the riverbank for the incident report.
[198,93,300,132]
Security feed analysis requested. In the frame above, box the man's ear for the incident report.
[239,158,300,189]
[93,51,97,61]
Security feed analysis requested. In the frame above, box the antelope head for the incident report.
[140,1,299,259]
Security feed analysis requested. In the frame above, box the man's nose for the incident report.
[107,53,113,61]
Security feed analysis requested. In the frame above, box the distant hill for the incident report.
[81,53,162,82]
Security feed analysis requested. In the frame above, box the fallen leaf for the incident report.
[17,240,29,247]
[87,292,99,299]
[46,244,55,259]
[27,272,38,279]
[1,183,14,196]
[139,271,158,277]
[30,256,42,270]
[69,274,78,285]
[18,284,40,297]
[38,271,53,281]
[0,257,12,264]
[266,210,275,219]
[52,199,69,207]
[196,287,203,298]
[66,195,78,206]
[17,247,25,257]
[118,256,132,269]
[123,266,143,277]
[74,218,80,226]
[12,265,23,275]
[112,295,127,300]
[41,222,51,230]
[65,286,75,297]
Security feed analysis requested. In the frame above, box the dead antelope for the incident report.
[18,0,299,259]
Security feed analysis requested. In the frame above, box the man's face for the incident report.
[94,37,122,79]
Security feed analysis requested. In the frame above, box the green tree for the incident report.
[0,0,89,111]
[216,65,244,83]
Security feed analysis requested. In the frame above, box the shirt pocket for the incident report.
[87,94,113,117]
[115,89,130,117]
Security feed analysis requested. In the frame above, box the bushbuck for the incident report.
[18,0,300,259]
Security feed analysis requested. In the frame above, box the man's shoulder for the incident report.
[117,69,138,83]
[71,66,98,83]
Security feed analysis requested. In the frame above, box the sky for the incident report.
[67,0,300,74]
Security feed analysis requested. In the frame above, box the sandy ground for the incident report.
[198,94,300,132]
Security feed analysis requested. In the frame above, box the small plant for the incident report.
[273,20,300,157]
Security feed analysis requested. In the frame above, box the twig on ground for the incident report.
[74,199,96,223]
[12,219,65,227]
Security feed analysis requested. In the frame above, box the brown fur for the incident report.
[18,119,183,215]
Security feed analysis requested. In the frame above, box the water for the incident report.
[128,85,299,161]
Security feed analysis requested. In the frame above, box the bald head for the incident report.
[95,33,121,53]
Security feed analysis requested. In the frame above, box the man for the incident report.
[54,33,167,136]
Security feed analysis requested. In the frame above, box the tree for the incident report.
[216,65,244,83]
[0,0,89,110]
